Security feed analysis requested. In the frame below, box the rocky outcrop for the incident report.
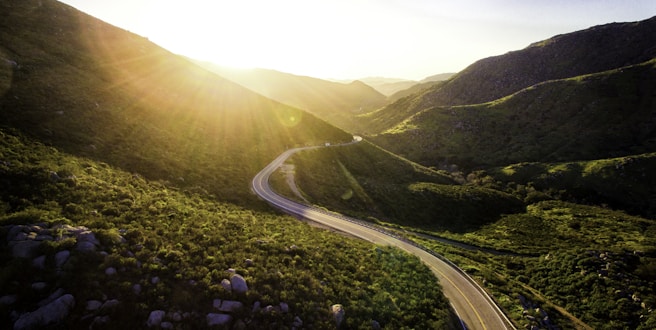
[13,294,75,330]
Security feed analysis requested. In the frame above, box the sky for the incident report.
[60,0,656,81]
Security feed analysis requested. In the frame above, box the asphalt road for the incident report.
[252,137,515,330]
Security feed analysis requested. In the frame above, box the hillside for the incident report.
[197,66,388,132]
[0,129,455,329]
[371,58,656,170]
[362,16,656,133]
[356,77,418,96]
[0,0,352,205]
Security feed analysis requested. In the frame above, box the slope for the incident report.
[362,16,656,134]
[372,58,656,170]
[0,0,351,205]
[198,65,388,132]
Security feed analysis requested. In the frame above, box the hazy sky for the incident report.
[60,0,655,80]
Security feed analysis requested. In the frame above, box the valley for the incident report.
[1,0,655,329]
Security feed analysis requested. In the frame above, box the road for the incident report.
[251,137,515,330]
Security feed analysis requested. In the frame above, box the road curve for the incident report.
[252,137,515,330]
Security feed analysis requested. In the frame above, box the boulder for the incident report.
[280,302,289,313]
[12,241,41,258]
[214,300,243,313]
[161,321,173,329]
[221,279,232,292]
[86,300,103,311]
[32,255,46,269]
[55,250,70,268]
[230,274,248,294]
[75,241,97,252]
[31,282,47,291]
[331,304,345,327]
[206,313,232,326]
[105,267,117,276]
[146,310,166,327]
[13,294,75,330]
[0,295,17,305]
[293,316,303,328]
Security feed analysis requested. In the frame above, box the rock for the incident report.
[32,255,46,269]
[230,274,248,294]
[221,279,232,292]
[280,302,289,313]
[86,300,103,311]
[12,241,41,258]
[146,310,166,327]
[0,295,17,305]
[293,316,303,328]
[91,315,110,327]
[38,288,65,307]
[13,294,75,330]
[161,321,173,329]
[244,258,254,267]
[206,313,232,326]
[372,320,381,330]
[7,225,26,241]
[214,300,244,313]
[252,301,261,313]
[55,250,70,268]
[331,304,345,327]
[105,267,117,276]
[151,276,160,284]
[76,241,97,252]
[171,312,182,322]
[77,230,100,244]
[133,284,142,295]
[101,299,120,310]
[31,282,47,291]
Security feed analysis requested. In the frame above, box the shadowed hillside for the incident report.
[362,16,656,133]
[0,0,352,205]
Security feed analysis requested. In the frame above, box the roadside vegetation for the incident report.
[0,129,456,329]
[281,140,656,329]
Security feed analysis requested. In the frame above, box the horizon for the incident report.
[61,0,655,81]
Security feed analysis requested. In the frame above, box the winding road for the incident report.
[252,137,515,330]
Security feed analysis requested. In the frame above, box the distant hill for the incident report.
[0,0,351,204]
[362,16,656,134]
[197,65,388,132]
[419,73,456,83]
[357,77,418,96]
[371,58,656,169]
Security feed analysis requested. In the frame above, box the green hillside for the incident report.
[362,16,656,134]
[371,58,656,170]
[0,129,455,329]
[0,0,457,328]
[0,0,353,206]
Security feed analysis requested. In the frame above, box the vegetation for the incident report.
[0,0,351,206]
[0,129,456,329]
[359,16,656,134]
[277,139,656,328]
[371,58,656,170]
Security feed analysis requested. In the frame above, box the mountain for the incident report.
[0,0,352,205]
[372,58,656,169]
[197,65,388,132]
[362,16,656,134]
[420,73,456,83]
[0,0,455,328]
[356,77,418,96]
